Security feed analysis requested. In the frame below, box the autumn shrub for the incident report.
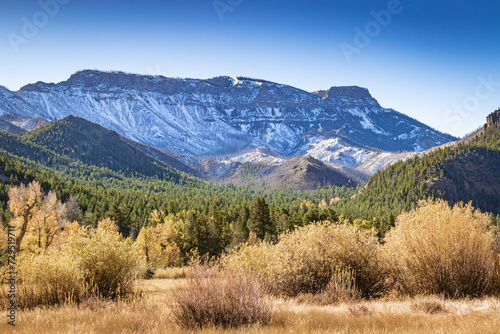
[385,199,500,298]
[0,221,144,309]
[222,238,273,276]
[0,251,84,310]
[171,264,271,329]
[64,222,145,299]
[224,222,391,298]
[316,268,362,304]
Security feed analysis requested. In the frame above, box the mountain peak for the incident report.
[65,70,146,88]
[203,76,234,87]
[313,86,374,100]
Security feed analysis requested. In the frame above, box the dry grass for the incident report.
[0,280,175,334]
[1,279,499,333]
[153,266,190,279]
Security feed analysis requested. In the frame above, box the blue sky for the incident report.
[1,0,499,137]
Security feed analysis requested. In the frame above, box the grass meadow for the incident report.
[1,278,499,334]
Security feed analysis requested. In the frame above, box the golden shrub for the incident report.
[385,199,500,298]
[222,239,273,275]
[1,219,145,309]
[224,222,391,298]
[53,221,83,249]
[63,222,145,299]
[1,251,84,309]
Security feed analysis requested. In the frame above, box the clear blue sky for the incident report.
[1,0,499,137]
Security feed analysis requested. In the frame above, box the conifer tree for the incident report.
[248,197,275,241]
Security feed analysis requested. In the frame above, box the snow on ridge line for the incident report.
[1,72,456,160]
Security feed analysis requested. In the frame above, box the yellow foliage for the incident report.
[6,251,84,309]
[3,182,67,253]
[53,221,83,249]
[223,239,273,275]
[298,198,316,210]
[0,183,145,308]
[330,197,341,205]
[8,181,42,218]
[97,217,119,232]
[25,191,67,253]
[136,216,181,268]
[7,181,43,251]
[148,209,165,226]
[353,218,372,230]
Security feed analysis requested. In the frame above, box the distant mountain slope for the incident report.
[0,70,455,162]
[0,113,48,131]
[341,109,500,224]
[23,116,199,177]
[210,155,364,190]
[262,156,360,190]
[0,119,24,134]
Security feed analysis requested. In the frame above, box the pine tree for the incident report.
[248,197,275,241]
[232,206,250,244]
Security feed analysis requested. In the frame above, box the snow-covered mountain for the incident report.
[0,70,455,174]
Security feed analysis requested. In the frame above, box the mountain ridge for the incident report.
[22,115,199,178]
[0,70,456,162]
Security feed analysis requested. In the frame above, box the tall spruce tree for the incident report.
[248,197,276,241]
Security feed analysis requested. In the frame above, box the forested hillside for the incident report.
[24,116,199,177]
[339,110,500,232]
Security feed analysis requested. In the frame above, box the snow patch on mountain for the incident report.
[222,147,284,165]
[299,136,420,175]
[347,108,387,135]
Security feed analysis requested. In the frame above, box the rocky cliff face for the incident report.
[0,70,456,162]
[486,109,500,128]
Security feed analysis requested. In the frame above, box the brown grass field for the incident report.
[1,279,499,334]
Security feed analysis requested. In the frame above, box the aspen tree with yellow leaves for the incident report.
[7,181,43,252]
[6,181,67,253]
